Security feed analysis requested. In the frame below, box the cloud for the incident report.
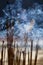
[0,1,43,40]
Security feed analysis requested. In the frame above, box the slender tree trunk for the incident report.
[16,45,19,65]
[28,51,29,65]
[30,40,33,65]
[23,50,26,65]
[14,42,16,65]
[1,41,4,65]
[18,51,21,65]
[34,45,38,65]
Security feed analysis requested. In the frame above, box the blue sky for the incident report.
[0,0,43,41]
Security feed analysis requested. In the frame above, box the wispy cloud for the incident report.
[0,1,43,40]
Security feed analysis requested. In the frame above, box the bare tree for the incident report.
[6,19,14,65]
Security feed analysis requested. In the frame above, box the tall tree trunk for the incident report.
[14,42,16,65]
[16,45,19,65]
[28,51,29,65]
[18,51,21,65]
[6,19,14,65]
[30,40,33,65]
[8,47,14,65]
[34,44,38,65]
[23,50,26,65]
[7,32,14,65]
[1,41,4,65]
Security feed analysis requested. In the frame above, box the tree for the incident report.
[6,18,14,65]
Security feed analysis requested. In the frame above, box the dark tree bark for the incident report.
[30,40,33,65]
[28,51,29,65]
[6,19,14,65]
[34,44,38,65]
